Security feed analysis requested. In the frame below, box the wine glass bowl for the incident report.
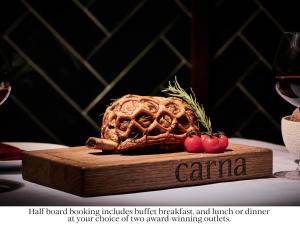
[275,76,300,107]
[274,32,300,107]
[0,81,11,105]
[273,32,300,180]
[0,39,12,106]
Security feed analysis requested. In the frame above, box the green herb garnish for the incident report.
[162,76,212,134]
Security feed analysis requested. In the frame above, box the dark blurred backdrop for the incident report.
[0,0,297,146]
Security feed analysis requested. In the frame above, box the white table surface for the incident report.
[1,138,300,206]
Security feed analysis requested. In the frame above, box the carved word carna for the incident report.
[175,157,246,182]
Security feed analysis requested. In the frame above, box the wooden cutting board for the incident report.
[22,144,273,197]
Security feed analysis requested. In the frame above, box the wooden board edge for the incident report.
[22,153,84,195]
[82,150,273,196]
[22,145,273,197]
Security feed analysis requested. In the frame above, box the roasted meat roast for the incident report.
[86,94,199,152]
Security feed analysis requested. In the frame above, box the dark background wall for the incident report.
[208,0,296,144]
[0,0,296,146]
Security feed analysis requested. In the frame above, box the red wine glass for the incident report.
[273,32,300,180]
[274,32,300,107]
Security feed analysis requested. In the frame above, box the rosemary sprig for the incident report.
[162,77,212,134]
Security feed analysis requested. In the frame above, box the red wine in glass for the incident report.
[275,75,300,107]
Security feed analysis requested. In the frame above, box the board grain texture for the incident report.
[22,144,273,197]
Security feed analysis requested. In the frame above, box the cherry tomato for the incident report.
[218,134,228,151]
[201,134,209,143]
[184,135,204,153]
[202,135,221,153]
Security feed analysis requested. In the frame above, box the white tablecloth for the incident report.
[1,138,300,206]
